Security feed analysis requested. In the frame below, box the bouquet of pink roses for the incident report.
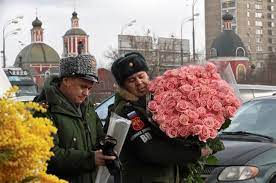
[147,62,241,182]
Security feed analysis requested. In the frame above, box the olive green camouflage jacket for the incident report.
[34,76,105,183]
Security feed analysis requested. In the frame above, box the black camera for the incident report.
[100,135,117,157]
[99,135,122,183]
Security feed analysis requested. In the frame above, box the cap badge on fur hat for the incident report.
[129,62,134,67]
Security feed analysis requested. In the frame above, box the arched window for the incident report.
[236,47,245,57]
[210,48,217,57]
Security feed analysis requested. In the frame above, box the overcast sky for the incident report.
[0,0,205,68]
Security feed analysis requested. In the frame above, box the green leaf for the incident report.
[20,176,39,183]
[0,149,14,166]
[206,155,219,165]
[220,118,231,130]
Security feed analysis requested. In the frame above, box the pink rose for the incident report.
[176,100,189,112]
[170,116,180,128]
[159,122,170,132]
[197,107,207,116]
[215,113,225,123]
[188,91,200,101]
[154,87,165,95]
[148,81,156,92]
[154,114,166,124]
[172,91,183,100]
[225,106,237,118]
[178,72,187,79]
[187,110,199,120]
[212,101,223,112]
[166,127,178,138]
[205,62,217,74]
[179,114,189,125]
[186,74,196,81]
[153,94,163,104]
[209,129,218,139]
[203,117,215,128]
[164,99,177,109]
[212,73,221,79]
[213,120,222,130]
[199,126,210,142]
[178,127,190,138]
[179,84,193,93]
[148,100,158,112]
[165,81,177,90]
[191,125,203,136]
[164,108,174,115]
[198,98,207,107]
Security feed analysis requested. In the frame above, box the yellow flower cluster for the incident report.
[0,87,67,183]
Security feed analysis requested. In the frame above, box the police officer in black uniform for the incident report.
[110,52,212,183]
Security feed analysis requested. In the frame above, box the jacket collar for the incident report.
[117,88,139,102]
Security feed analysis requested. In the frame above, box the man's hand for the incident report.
[95,149,116,166]
[201,146,213,157]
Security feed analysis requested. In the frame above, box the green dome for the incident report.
[64,28,87,36]
[14,43,60,66]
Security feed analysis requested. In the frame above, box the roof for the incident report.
[210,30,248,57]
[32,17,42,27]
[14,42,60,66]
[64,28,87,36]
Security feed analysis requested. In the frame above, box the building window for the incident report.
[256,29,263,35]
[210,48,217,57]
[255,4,262,10]
[268,13,275,19]
[268,22,275,27]
[247,3,250,9]
[248,20,250,25]
[255,12,262,18]
[257,45,263,52]
[256,37,262,43]
[269,38,273,43]
[247,12,250,17]
[222,0,236,8]
[268,5,275,11]
[255,21,263,26]
[236,47,246,56]
[268,30,273,35]
[269,47,273,51]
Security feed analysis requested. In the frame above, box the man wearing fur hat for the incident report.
[34,55,116,183]
[111,52,212,183]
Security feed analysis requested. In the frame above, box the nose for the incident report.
[83,88,90,96]
[136,78,143,85]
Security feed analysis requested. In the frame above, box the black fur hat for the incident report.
[111,52,148,86]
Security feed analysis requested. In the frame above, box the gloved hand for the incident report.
[99,136,122,176]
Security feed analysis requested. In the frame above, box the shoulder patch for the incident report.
[127,111,145,131]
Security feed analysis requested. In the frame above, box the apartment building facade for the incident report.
[205,0,276,64]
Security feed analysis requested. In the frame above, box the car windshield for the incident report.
[16,85,38,96]
[95,95,115,121]
[224,99,276,139]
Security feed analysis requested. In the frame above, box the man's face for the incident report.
[123,71,150,97]
[61,77,94,105]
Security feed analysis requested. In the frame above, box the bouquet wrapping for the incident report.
[95,113,131,183]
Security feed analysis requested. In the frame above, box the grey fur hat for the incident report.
[59,54,98,83]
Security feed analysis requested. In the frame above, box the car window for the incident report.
[95,95,115,121]
[225,99,276,138]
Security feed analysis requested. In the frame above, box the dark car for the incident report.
[95,95,276,183]
[203,96,276,182]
